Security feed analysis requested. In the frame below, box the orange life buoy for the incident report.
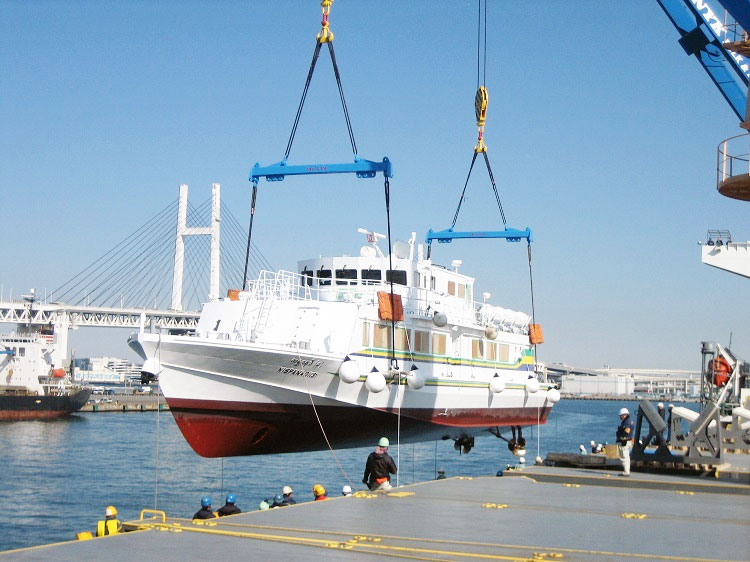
[707,357,731,387]
[51,368,66,378]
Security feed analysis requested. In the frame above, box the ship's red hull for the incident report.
[167,398,551,457]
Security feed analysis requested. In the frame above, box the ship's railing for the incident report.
[717,133,750,187]
[243,270,528,333]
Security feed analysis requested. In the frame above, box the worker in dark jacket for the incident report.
[193,496,218,519]
[96,505,122,537]
[280,485,296,506]
[362,437,397,490]
[616,407,635,476]
[217,494,241,516]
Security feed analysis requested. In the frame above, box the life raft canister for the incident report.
[707,357,731,387]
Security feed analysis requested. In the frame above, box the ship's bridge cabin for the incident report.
[295,234,476,318]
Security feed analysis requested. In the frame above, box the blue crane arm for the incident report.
[656,0,749,122]
[425,226,532,244]
[720,0,750,32]
[250,157,392,184]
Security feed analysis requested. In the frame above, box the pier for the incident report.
[3,466,747,561]
[80,394,168,413]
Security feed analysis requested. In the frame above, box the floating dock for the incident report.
[2,466,748,561]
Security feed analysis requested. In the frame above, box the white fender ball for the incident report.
[338,357,360,384]
[433,312,447,327]
[406,367,426,390]
[546,387,561,403]
[141,357,161,377]
[525,377,540,394]
[489,376,505,393]
[365,370,386,393]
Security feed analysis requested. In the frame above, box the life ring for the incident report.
[707,357,731,387]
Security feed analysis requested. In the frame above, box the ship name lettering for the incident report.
[277,366,318,378]
[290,358,323,368]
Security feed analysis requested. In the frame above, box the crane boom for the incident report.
[656,0,749,121]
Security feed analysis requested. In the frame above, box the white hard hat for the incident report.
[342,485,352,495]
[282,485,293,495]
[619,407,629,416]
[657,402,664,409]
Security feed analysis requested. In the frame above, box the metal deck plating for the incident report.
[3,467,748,561]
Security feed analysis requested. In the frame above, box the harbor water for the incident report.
[0,398,692,552]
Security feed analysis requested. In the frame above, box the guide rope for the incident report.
[296,348,357,491]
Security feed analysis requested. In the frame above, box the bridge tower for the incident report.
[171,183,221,311]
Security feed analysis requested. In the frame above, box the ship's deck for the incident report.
[3,466,748,561]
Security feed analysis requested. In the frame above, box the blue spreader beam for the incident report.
[250,157,392,184]
[426,226,532,244]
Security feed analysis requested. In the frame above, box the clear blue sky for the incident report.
[2,0,747,369]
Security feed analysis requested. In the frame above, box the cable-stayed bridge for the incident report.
[0,184,272,367]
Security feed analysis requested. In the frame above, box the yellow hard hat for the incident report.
[105,505,117,517]
[312,484,325,496]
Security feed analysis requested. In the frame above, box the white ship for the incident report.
[1,291,91,420]
[129,229,559,457]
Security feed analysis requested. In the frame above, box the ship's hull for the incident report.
[137,335,554,457]
[169,397,551,457]
[0,389,92,421]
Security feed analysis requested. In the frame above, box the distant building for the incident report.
[73,357,143,384]
[547,364,701,400]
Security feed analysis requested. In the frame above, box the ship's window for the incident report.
[18,347,25,357]
[430,276,436,290]
[386,270,407,286]
[415,272,421,289]
[458,284,466,298]
[301,270,313,287]
[499,343,509,362]
[373,324,390,348]
[447,281,456,296]
[486,341,497,361]
[316,268,332,286]
[471,339,483,359]
[362,322,370,346]
[394,327,410,351]
[335,268,357,285]
[432,333,446,356]
[361,269,382,285]
[414,330,429,353]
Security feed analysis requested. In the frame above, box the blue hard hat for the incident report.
[201,495,211,508]
[273,494,283,504]
[226,493,236,504]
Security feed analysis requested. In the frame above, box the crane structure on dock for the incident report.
[657,0,750,277]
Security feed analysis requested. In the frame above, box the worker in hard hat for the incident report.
[270,494,284,508]
[312,484,327,501]
[193,496,218,519]
[95,505,122,537]
[217,493,241,516]
[280,485,296,506]
[616,407,635,476]
[362,437,397,491]
[341,485,353,496]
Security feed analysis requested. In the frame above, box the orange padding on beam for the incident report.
[377,291,404,322]
[529,323,544,344]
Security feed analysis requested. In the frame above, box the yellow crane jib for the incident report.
[474,86,488,153]
[317,0,334,43]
